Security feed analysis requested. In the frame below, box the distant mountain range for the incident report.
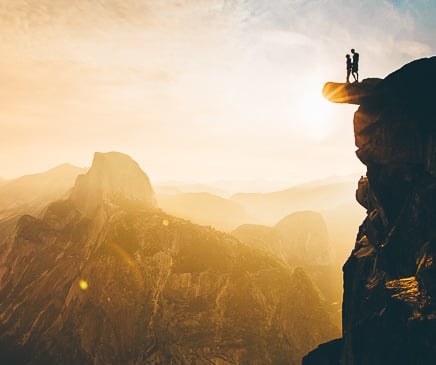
[0,161,364,263]
[157,178,365,264]
[0,152,339,365]
[0,161,364,264]
[231,181,359,225]
[155,174,361,197]
[154,182,228,197]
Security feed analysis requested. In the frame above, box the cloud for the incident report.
[396,40,432,57]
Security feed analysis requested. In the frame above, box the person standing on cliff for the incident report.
[351,48,359,82]
[346,54,352,83]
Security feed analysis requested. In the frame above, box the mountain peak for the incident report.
[69,152,157,215]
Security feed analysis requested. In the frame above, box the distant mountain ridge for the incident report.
[230,181,364,264]
[231,181,357,225]
[155,182,228,197]
[157,192,251,231]
[0,163,86,212]
[0,163,86,243]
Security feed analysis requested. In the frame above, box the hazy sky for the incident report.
[1,0,435,185]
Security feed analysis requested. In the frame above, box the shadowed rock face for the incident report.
[0,153,339,365]
[304,57,436,364]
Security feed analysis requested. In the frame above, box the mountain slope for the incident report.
[232,212,342,327]
[0,163,86,242]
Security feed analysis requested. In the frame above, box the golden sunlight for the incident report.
[300,88,335,140]
[79,279,89,291]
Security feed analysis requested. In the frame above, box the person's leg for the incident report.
[352,71,357,82]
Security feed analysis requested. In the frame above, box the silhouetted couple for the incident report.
[346,49,359,83]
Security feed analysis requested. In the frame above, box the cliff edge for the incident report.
[304,57,436,364]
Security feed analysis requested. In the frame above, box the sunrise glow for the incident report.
[1,1,430,184]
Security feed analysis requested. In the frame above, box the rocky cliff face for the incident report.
[69,152,157,216]
[304,57,436,364]
[0,152,338,364]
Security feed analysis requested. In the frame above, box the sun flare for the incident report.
[79,279,89,291]
[299,88,335,140]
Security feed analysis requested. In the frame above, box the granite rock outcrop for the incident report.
[69,152,158,216]
[304,57,436,364]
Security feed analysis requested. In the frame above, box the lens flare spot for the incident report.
[162,219,169,226]
[79,279,89,291]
